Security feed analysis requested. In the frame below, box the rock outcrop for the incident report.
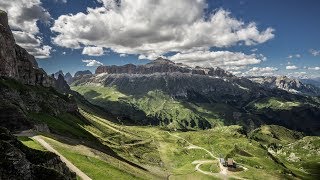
[0,127,76,180]
[96,57,233,78]
[0,10,55,87]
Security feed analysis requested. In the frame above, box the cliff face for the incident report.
[0,10,18,78]
[95,57,233,78]
[0,10,55,87]
[0,10,77,132]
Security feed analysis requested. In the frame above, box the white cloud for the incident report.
[286,65,298,70]
[242,67,278,76]
[82,59,103,66]
[120,54,127,57]
[82,46,105,56]
[168,50,263,69]
[51,0,274,59]
[310,49,320,56]
[308,67,320,70]
[62,51,66,55]
[251,48,258,52]
[287,54,301,59]
[54,0,67,3]
[0,0,52,58]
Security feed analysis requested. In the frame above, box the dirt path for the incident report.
[166,131,247,179]
[32,136,92,180]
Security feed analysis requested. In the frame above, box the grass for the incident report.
[42,137,146,180]
[252,97,301,110]
[18,136,46,151]
[28,113,96,141]
[25,98,319,180]
[72,85,218,130]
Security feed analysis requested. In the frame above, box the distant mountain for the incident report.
[299,77,320,88]
[72,58,320,135]
[64,72,73,84]
[54,70,64,79]
[74,70,92,77]
[248,76,320,96]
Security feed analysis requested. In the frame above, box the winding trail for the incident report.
[165,131,246,180]
[32,136,92,180]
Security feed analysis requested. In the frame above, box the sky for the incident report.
[0,0,319,78]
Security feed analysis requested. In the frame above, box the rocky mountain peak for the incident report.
[74,70,92,77]
[149,57,175,65]
[0,10,9,29]
[54,70,64,79]
[0,10,55,87]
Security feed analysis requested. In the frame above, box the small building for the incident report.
[227,158,234,167]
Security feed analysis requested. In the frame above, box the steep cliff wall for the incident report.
[0,10,55,87]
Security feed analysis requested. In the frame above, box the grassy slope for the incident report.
[71,85,228,129]
[18,137,47,151]
[26,108,320,179]
[250,97,301,111]
[13,83,316,179]
[250,125,320,179]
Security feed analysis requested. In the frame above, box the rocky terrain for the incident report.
[0,10,80,179]
[0,127,76,180]
[0,10,55,87]
[0,10,77,132]
[248,76,320,96]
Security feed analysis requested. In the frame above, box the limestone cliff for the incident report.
[0,10,55,87]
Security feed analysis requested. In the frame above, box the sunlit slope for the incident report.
[27,107,320,179]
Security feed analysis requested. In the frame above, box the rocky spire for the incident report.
[0,9,55,87]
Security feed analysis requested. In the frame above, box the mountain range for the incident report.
[72,58,320,135]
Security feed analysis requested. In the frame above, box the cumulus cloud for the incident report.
[82,59,103,66]
[54,0,67,3]
[242,67,278,76]
[51,0,274,60]
[286,65,298,70]
[82,46,105,56]
[0,0,52,58]
[168,51,263,70]
[287,54,301,59]
[308,67,320,70]
[309,49,320,56]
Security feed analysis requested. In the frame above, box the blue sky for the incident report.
[1,0,319,78]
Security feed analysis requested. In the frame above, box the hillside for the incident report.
[72,58,320,135]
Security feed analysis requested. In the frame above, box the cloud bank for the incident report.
[51,0,274,65]
[0,0,52,58]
